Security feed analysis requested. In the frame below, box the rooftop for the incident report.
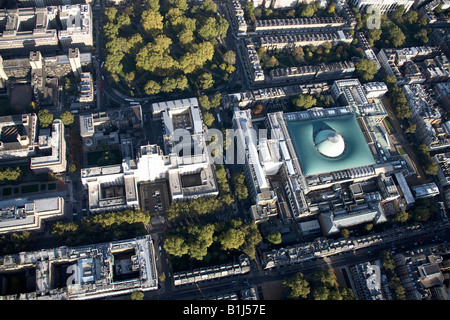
[285,111,375,176]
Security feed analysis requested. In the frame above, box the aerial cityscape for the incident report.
[0,0,450,307]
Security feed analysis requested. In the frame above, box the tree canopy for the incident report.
[283,272,310,299]
[101,0,229,96]
[60,111,74,126]
[51,209,150,246]
[163,219,262,261]
[0,231,36,255]
[416,144,439,176]
[389,85,411,120]
[386,24,406,47]
[355,58,378,81]
[38,109,54,128]
[232,173,249,201]
[267,230,282,245]
[0,167,23,182]
[293,94,316,110]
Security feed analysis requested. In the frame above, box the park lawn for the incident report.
[384,117,396,134]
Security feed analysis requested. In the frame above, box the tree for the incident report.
[178,29,194,46]
[341,229,350,238]
[209,93,221,109]
[104,50,124,75]
[178,41,214,74]
[406,123,416,134]
[391,5,405,22]
[418,17,428,27]
[116,11,131,28]
[355,58,378,81]
[69,163,77,173]
[232,172,248,200]
[144,80,161,95]
[411,206,430,222]
[0,231,36,255]
[380,251,396,271]
[292,47,305,64]
[136,38,175,73]
[223,50,236,65]
[141,9,164,36]
[283,272,310,299]
[244,1,256,22]
[404,10,418,25]
[166,8,185,29]
[186,224,215,260]
[167,0,188,11]
[416,144,438,175]
[327,3,336,15]
[197,17,219,41]
[389,276,406,300]
[240,222,262,260]
[311,269,335,288]
[164,234,189,257]
[393,210,409,223]
[124,71,136,82]
[293,94,316,110]
[0,167,23,182]
[216,17,229,38]
[389,85,411,120]
[60,111,74,126]
[261,55,279,69]
[198,95,211,110]
[38,109,54,128]
[161,77,178,93]
[200,0,217,14]
[414,29,429,45]
[300,5,315,17]
[175,75,189,91]
[384,74,397,87]
[339,287,355,300]
[203,112,215,127]
[219,228,246,250]
[286,9,296,18]
[52,221,79,237]
[328,289,343,300]
[311,286,330,300]
[51,210,150,246]
[252,104,264,115]
[131,291,144,300]
[145,0,160,12]
[387,24,406,47]
[267,230,282,245]
[367,28,382,45]
[197,72,214,90]
[104,7,118,22]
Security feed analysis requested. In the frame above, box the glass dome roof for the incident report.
[314,128,346,159]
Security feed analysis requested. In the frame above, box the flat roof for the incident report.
[286,113,375,176]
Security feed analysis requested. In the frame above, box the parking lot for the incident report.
[138,181,170,216]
